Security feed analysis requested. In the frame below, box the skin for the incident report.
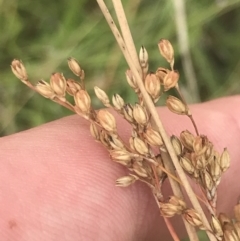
[0,95,240,241]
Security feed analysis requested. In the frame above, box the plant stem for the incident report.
[160,147,199,241]
[112,0,141,73]
[96,1,215,240]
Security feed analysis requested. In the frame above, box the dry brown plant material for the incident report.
[11,1,238,241]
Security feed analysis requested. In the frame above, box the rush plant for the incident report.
[10,1,240,241]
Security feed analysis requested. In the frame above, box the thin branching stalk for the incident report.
[112,0,141,73]
[161,147,199,241]
[95,2,216,240]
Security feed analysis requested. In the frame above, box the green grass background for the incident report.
[1,0,240,136]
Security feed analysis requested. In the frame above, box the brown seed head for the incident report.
[156,67,169,84]
[97,109,117,132]
[68,57,82,76]
[11,59,28,82]
[171,135,182,156]
[209,158,222,184]
[158,39,174,64]
[200,171,214,192]
[123,104,134,122]
[180,156,195,175]
[144,73,161,101]
[36,80,55,99]
[109,135,125,150]
[211,215,223,237]
[219,148,230,172]
[66,79,81,96]
[163,71,179,91]
[223,227,239,241]
[94,86,110,107]
[132,161,149,178]
[139,46,149,69]
[160,197,186,217]
[132,137,149,155]
[194,155,208,170]
[110,150,132,164]
[234,203,240,222]
[169,196,187,211]
[74,90,91,113]
[166,95,188,115]
[144,128,163,146]
[115,175,138,187]
[132,104,148,125]
[50,73,67,97]
[218,213,231,226]
[126,69,137,89]
[233,222,240,238]
[180,130,195,151]
[183,209,205,230]
[112,94,125,110]
[90,123,100,140]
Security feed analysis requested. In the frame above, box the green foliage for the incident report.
[1,0,240,135]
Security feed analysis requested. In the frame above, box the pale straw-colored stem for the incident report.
[161,147,199,241]
[111,0,141,73]
[96,1,215,240]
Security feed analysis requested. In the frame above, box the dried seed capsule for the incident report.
[144,73,161,101]
[180,130,195,151]
[158,39,174,64]
[218,213,231,226]
[132,161,148,177]
[115,175,138,187]
[209,158,221,184]
[163,71,179,91]
[234,203,240,222]
[74,90,91,113]
[183,209,205,230]
[50,72,67,97]
[112,94,125,110]
[169,196,187,211]
[66,78,81,96]
[144,128,163,146]
[180,156,195,175]
[36,80,55,99]
[110,150,132,163]
[171,135,182,156]
[68,57,82,76]
[109,135,125,150]
[233,222,240,238]
[94,86,110,107]
[97,109,117,133]
[223,227,239,241]
[156,67,169,84]
[11,59,28,82]
[166,95,188,115]
[219,148,230,172]
[139,46,149,69]
[211,215,223,237]
[132,104,148,125]
[194,154,208,170]
[90,123,100,140]
[200,171,214,192]
[132,137,149,155]
[126,69,137,89]
[123,104,134,122]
